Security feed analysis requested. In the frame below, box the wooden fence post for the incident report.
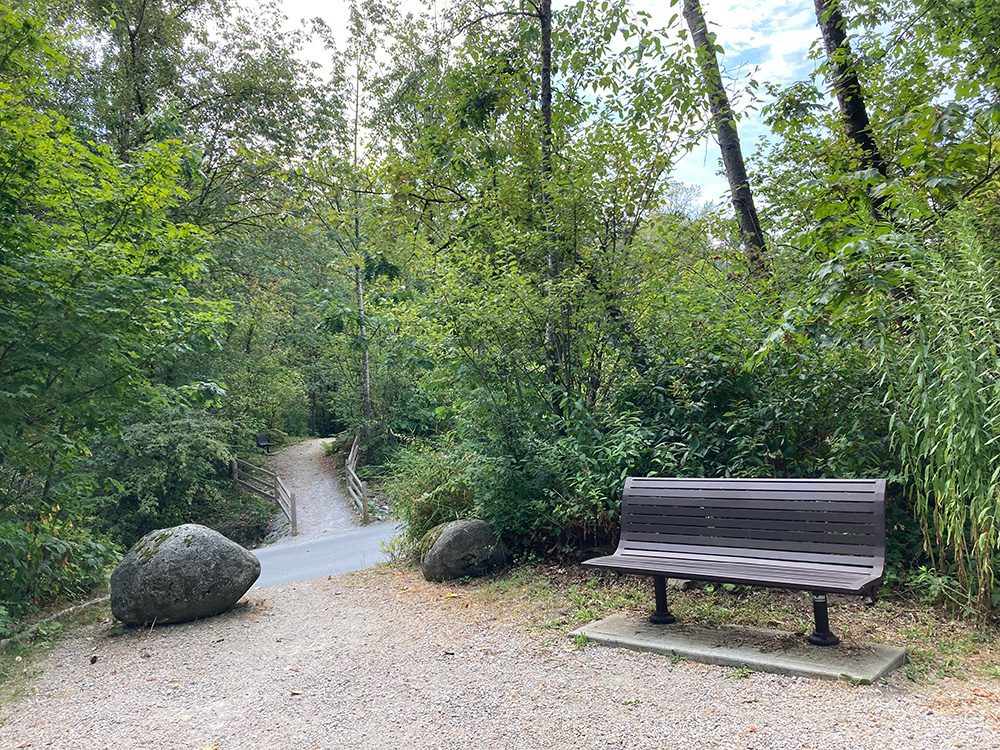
[290,492,298,536]
[231,457,238,485]
[361,481,370,524]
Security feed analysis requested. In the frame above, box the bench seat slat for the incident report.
[611,546,877,572]
[621,540,879,568]
[583,553,878,594]
[625,530,874,556]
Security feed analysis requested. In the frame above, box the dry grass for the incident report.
[450,563,1000,683]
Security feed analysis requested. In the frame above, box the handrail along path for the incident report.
[231,457,299,535]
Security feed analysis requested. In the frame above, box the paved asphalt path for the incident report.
[252,520,400,588]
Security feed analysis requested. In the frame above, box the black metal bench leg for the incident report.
[650,576,676,624]
[807,592,840,647]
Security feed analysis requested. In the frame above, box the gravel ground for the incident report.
[2,568,998,750]
[266,439,358,540]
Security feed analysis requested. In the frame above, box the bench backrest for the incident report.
[620,477,886,571]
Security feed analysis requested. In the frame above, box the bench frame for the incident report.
[583,477,887,647]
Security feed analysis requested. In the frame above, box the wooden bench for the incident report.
[582,477,886,646]
[255,432,275,454]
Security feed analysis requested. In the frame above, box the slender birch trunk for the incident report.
[682,0,769,278]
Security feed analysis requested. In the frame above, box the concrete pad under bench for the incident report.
[570,613,906,684]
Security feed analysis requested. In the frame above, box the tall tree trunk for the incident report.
[813,0,890,219]
[355,265,373,447]
[813,0,888,179]
[538,0,567,408]
[351,25,373,448]
[539,0,554,258]
[682,0,769,278]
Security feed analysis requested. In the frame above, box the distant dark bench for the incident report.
[255,432,275,454]
[583,477,886,646]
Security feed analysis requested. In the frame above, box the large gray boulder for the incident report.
[110,524,260,625]
[420,519,507,582]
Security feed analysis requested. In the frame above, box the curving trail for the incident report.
[266,438,358,540]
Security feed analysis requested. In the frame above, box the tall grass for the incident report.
[882,211,1000,615]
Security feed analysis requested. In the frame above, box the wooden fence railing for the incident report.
[231,457,298,536]
[346,434,370,524]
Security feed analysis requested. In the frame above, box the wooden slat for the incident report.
[626,530,874,555]
[275,475,290,498]
[628,497,875,513]
[591,552,875,581]
[615,544,878,572]
[583,554,877,594]
[626,520,875,545]
[346,484,362,510]
[628,478,877,490]
[237,475,274,493]
[620,539,877,568]
[235,459,274,478]
[627,487,876,502]
[236,477,274,495]
[627,506,875,524]
[625,514,873,534]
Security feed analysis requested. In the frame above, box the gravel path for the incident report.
[267,438,358,540]
[2,569,997,750]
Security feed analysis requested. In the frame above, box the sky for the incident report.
[273,0,822,203]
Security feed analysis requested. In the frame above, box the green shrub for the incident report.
[93,408,273,549]
[381,335,897,559]
[0,519,114,619]
[381,436,480,549]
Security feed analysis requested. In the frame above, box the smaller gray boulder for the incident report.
[420,519,506,582]
[111,524,260,625]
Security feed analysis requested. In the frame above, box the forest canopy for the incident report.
[2,0,999,630]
